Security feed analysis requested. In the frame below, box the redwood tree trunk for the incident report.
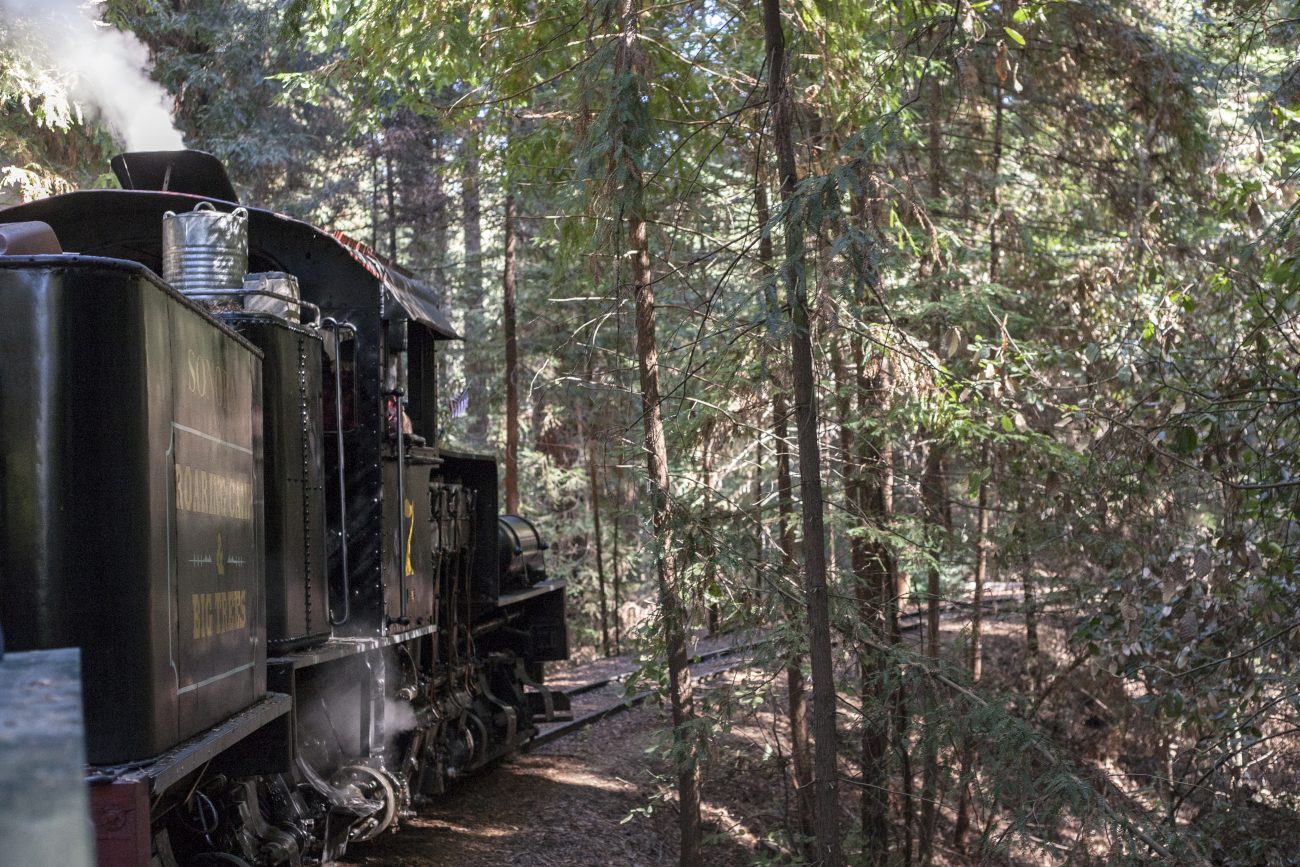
[971,457,992,684]
[619,2,701,863]
[430,134,449,298]
[630,204,701,866]
[953,445,993,850]
[503,192,520,514]
[917,438,947,862]
[461,128,487,447]
[954,49,1008,847]
[775,388,814,853]
[587,420,611,657]
[850,336,892,864]
[758,142,813,858]
[914,29,950,864]
[763,1,842,863]
[612,470,623,655]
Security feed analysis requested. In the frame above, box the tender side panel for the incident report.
[170,299,264,737]
[0,257,265,763]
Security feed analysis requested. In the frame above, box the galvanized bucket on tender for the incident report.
[242,271,301,321]
[162,201,248,297]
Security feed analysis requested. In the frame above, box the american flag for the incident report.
[448,388,469,419]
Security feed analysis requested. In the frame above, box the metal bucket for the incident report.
[162,201,248,296]
[242,271,301,321]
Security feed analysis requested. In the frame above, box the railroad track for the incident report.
[559,641,748,699]
[528,594,1021,749]
[527,646,756,750]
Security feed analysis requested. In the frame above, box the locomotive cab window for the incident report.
[404,325,439,445]
[323,329,357,433]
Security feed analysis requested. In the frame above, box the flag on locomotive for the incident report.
[449,386,470,419]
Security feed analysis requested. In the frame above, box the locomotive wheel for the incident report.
[330,764,397,841]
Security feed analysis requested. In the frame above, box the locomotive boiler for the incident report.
[0,149,569,866]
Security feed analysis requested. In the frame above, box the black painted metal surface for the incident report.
[0,189,458,643]
[439,452,504,605]
[226,315,330,652]
[497,514,548,590]
[0,177,569,861]
[0,257,266,763]
[110,150,240,204]
[383,459,435,629]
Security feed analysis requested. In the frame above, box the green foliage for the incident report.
[12,0,1300,860]
[0,32,118,203]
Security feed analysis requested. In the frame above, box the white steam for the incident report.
[0,0,183,150]
[384,697,420,735]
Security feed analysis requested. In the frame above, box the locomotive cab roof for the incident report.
[0,165,458,340]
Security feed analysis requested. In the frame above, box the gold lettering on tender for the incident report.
[187,349,200,397]
[185,349,236,408]
[173,464,253,520]
[188,591,248,640]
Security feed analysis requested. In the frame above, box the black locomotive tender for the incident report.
[0,150,570,866]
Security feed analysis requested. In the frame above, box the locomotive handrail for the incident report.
[321,317,358,627]
[389,385,409,626]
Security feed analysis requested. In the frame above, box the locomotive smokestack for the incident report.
[111,150,240,204]
[0,0,183,150]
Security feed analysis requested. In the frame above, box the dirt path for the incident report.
[339,630,781,866]
[341,706,687,867]
[335,617,1005,867]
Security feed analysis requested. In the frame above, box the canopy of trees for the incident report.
[4,0,1299,863]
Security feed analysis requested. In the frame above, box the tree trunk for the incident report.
[587,421,611,657]
[700,420,721,636]
[775,387,814,855]
[884,363,913,867]
[763,1,841,863]
[752,427,765,598]
[953,40,1010,846]
[461,128,487,447]
[912,29,951,863]
[989,68,1005,285]
[759,138,813,860]
[920,444,947,660]
[370,141,380,251]
[919,14,952,668]
[385,149,397,260]
[630,207,701,867]
[612,470,623,655]
[618,3,701,863]
[970,454,992,684]
[430,134,450,297]
[917,439,947,862]
[847,336,891,864]
[953,445,994,850]
[503,193,520,514]
[1024,569,1041,694]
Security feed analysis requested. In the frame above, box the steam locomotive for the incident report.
[0,150,570,866]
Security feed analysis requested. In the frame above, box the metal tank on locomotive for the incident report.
[0,150,569,867]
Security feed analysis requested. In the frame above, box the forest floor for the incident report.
[336,599,1249,866]
[337,628,773,867]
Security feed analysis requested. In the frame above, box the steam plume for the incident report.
[0,0,184,150]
